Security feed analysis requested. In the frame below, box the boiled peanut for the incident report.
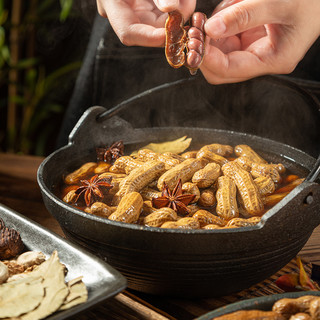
[99,172,127,179]
[160,221,179,229]
[94,162,111,174]
[138,149,183,169]
[181,151,197,159]
[161,217,200,229]
[273,163,286,174]
[182,182,200,203]
[233,156,253,172]
[109,192,143,223]
[193,210,226,227]
[234,145,267,164]
[186,50,202,72]
[216,176,239,220]
[201,144,233,157]
[142,200,157,215]
[185,12,206,74]
[64,162,97,184]
[140,187,162,201]
[144,208,177,227]
[63,190,77,204]
[251,162,282,184]
[117,160,165,198]
[197,148,228,166]
[192,162,221,188]
[222,161,264,216]
[213,310,285,320]
[254,176,275,196]
[147,180,158,189]
[162,152,184,162]
[87,202,115,218]
[198,188,216,207]
[157,158,207,191]
[272,296,317,318]
[309,297,320,319]
[187,39,203,57]
[188,27,204,41]
[290,313,311,320]
[137,149,158,161]
[111,156,144,174]
[186,204,202,215]
[203,224,223,230]
[226,216,261,228]
[191,12,206,31]
[158,152,182,169]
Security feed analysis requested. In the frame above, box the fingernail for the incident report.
[205,16,227,37]
[157,0,179,8]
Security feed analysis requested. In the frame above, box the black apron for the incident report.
[57,3,320,148]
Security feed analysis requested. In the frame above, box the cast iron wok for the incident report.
[38,76,320,298]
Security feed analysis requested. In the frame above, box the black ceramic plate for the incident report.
[0,203,127,320]
[196,291,320,319]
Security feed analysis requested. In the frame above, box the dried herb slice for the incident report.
[0,275,44,318]
[21,251,69,320]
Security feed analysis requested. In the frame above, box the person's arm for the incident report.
[200,0,320,84]
[96,0,196,47]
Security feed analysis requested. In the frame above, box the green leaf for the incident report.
[59,0,73,22]
[0,26,4,47]
[25,68,38,87]
[1,45,10,62]
[9,95,26,105]
[14,58,39,69]
[0,8,8,26]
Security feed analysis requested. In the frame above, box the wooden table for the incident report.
[1,152,320,320]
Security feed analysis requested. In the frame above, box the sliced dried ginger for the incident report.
[0,275,44,318]
[59,276,88,310]
[20,250,69,320]
[132,136,192,155]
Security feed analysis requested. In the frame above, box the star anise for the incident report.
[96,140,124,164]
[75,175,113,207]
[152,179,196,215]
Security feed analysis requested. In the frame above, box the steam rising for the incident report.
[105,76,319,158]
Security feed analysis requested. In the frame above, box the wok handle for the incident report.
[307,154,320,182]
[96,78,194,122]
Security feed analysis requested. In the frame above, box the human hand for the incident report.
[96,0,196,47]
[200,0,320,84]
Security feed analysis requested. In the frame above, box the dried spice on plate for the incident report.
[0,219,88,320]
[0,250,88,320]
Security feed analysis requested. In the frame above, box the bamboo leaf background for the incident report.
[0,0,91,155]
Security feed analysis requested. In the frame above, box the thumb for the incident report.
[205,0,292,39]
